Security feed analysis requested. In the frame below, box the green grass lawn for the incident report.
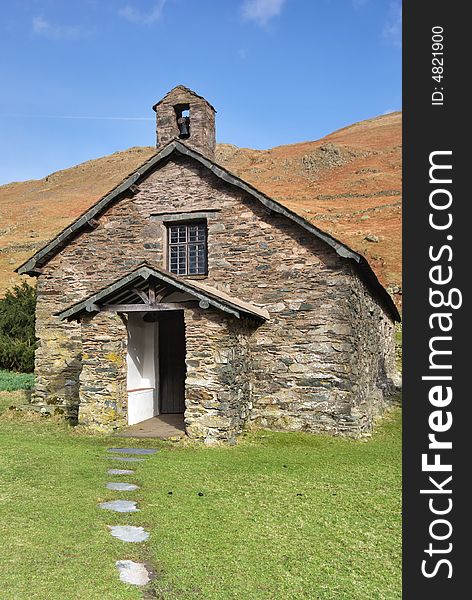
[0,393,401,599]
[395,324,402,373]
[0,369,34,391]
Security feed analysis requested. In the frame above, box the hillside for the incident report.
[0,112,401,305]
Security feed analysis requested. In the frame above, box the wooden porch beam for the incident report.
[131,287,150,304]
[101,302,199,312]
[85,302,100,312]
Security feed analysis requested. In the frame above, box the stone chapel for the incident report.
[17,85,400,443]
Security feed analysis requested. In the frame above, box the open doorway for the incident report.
[158,311,186,414]
[126,311,186,426]
[126,314,159,425]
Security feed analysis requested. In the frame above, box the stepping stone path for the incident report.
[106,482,140,491]
[107,448,158,455]
[99,499,139,513]
[109,525,150,543]
[108,456,145,462]
[108,469,135,475]
[116,560,152,586]
[99,447,158,587]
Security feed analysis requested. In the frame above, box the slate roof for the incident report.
[56,264,270,322]
[17,139,400,322]
[152,85,217,112]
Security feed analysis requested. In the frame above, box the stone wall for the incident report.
[247,269,397,437]
[184,308,254,444]
[31,192,153,416]
[32,152,397,438]
[344,273,397,432]
[32,272,83,422]
[79,312,128,430]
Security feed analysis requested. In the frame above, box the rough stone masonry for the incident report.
[17,85,400,443]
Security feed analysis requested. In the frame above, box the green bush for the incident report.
[0,282,37,372]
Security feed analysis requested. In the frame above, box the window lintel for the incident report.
[151,209,220,223]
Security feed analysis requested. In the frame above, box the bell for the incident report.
[177,116,189,137]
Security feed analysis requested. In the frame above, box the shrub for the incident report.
[0,282,37,372]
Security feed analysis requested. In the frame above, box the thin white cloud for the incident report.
[119,0,167,25]
[44,115,154,121]
[0,114,154,121]
[32,16,83,40]
[241,0,286,26]
[383,1,402,48]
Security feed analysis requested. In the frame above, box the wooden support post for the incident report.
[148,281,156,305]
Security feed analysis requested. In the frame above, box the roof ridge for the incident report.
[16,139,399,321]
[152,85,216,112]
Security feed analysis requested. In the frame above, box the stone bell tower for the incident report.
[152,85,216,159]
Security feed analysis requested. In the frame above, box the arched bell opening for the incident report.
[174,103,190,139]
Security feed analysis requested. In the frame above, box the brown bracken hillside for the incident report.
[0,112,401,305]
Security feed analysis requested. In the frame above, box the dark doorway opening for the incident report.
[158,311,186,414]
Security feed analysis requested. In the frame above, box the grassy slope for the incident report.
[0,394,401,599]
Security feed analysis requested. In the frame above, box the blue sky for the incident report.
[0,0,401,184]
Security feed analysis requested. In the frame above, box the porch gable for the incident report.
[55,263,270,323]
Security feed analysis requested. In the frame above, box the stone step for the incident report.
[109,525,150,543]
[99,500,139,513]
[107,448,158,455]
[108,456,145,463]
[106,482,139,492]
[107,468,135,475]
[115,560,152,586]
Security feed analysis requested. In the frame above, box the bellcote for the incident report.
[152,86,216,159]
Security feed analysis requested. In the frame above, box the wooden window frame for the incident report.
[167,221,208,276]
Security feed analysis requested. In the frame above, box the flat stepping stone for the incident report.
[109,525,150,543]
[116,560,151,586]
[108,469,135,475]
[107,448,158,455]
[108,456,144,463]
[99,500,139,513]
[106,482,139,492]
